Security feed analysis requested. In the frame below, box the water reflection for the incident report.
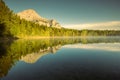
[63,43,120,51]
[0,37,120,79]
[20,45,61,64]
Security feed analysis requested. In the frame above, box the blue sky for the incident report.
[4,0,120,29]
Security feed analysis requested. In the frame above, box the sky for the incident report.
[4,0,120,30]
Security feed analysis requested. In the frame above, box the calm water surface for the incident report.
[0,37,120,80]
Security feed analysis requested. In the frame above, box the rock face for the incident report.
[17,9,61,28]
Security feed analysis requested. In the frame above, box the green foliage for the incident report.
[0,0,120,38]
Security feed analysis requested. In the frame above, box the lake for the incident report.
[0,37,120,80]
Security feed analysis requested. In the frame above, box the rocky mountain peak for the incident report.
[17,9,43,20]
[17,9,61,28]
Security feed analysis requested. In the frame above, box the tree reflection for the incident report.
[0,37,120,78]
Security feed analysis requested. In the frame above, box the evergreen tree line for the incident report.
[0,0,120,39]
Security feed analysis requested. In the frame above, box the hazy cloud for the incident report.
[63,21,120,30]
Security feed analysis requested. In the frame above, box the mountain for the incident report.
[17,9,61,28]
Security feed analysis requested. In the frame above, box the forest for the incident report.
[0,0,120,39]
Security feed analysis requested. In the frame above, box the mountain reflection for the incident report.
[21,45,61,64]
[0,37,120,78]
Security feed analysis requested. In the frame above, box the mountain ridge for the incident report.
[17,9,61,28]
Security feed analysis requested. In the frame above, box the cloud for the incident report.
[63,21,120,30]
[62,43,120,51]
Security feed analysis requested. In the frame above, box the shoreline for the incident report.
[0,36,119,40]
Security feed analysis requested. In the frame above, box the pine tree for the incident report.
[0,0,13,37]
